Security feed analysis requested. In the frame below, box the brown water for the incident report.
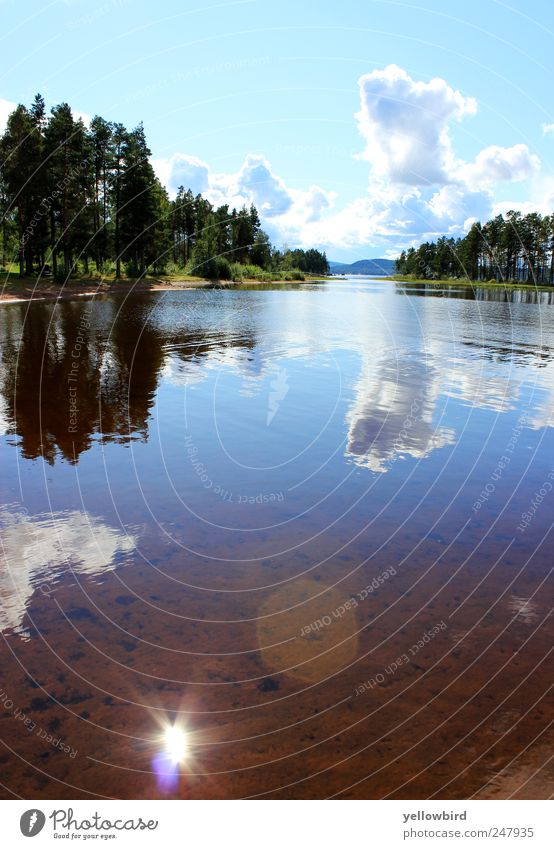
[0,278,553,799]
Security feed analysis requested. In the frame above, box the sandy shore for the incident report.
[0,276,326,305]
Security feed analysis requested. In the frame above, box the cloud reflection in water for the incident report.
[0,508,137,636]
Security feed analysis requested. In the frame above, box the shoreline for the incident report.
[3,274,554,305]
[387,274,554,293]
[0,275,328,305]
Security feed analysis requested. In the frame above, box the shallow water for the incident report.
[0,277,553,798]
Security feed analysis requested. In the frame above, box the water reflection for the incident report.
[0,281,554,475]
[396,281,554,305]
[1,279,554,800]
[0,299,165,462]
[0,297,256,463]
[0,508,137,635]
[345,352,455,472]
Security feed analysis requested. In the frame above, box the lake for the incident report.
[1,276,553,799]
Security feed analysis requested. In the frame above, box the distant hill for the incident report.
[328,258,396,276]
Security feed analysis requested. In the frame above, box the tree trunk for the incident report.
[1,218,6,267]
[115,184,121,279]
[25,245,33,276]
[64,247,71,279]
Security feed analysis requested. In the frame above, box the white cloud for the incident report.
[302,185,334,222]
[153,150,336,246]
[150,65,543,256]
[428,184,492,227]
[355,64,477,186]
[2,65,547,257]
[543,123,554,136]
[294,181,492,253]
[492,199,543,217]
[235,154,292,217]
[72,108,91,128]
[0,97,16,134]
[153,150,496,254]
[152,152,210,196]
[459,143,539,190]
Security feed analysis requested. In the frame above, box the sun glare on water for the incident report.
[163,724,189,765]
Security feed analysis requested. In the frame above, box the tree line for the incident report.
[396,211,554,284]
[0,94,329,281]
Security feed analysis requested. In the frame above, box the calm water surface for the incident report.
[1,277,553,798]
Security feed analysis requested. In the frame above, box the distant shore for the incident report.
[387,274,554,293]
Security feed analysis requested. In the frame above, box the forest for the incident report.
[396,212,554,285]
[0,94,329,282]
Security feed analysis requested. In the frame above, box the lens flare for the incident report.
[163,724,188,765]
[151,719,193,793]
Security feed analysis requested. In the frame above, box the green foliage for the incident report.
[124,258,142,278]
[250,231,272,268]
[190,223,219,278]
[163,260,184,275]
[0,93,327,284]
[216,257,232,280]
[237,263,265,278]
[279,248,329,275]
[229,262,244,282]
[98,259,117,277]
[0,102,49,275]
[396,212,554,284]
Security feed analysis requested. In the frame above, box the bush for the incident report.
[163,260,189,276]
[98,259,117,277]
[124,259,142,278]
[216,257,232,280]
[239,264,266,279]
[214,263,306,283]
[230,262,244,282]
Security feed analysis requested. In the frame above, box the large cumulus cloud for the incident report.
[152,64,542,256]
[355,63,477,185]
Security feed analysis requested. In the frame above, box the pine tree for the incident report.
[89,116,113,271]
[191,220,219,278]
[0,104,45,275]
[44,104,92,277]
[119,123,158,275]
[110,123,127,279]
[0,92,333,284]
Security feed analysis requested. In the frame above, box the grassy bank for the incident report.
[0,268,329,304]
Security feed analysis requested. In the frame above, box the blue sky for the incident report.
[1,0,553,260]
